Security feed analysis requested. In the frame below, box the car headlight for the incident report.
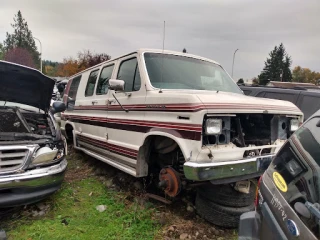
[32,147,63,165]
[205,119,222,135]
[290,119,299,132]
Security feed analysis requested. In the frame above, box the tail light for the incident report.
[255,175,263,207]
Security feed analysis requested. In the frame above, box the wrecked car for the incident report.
[60,49,303,227]
[0,61,67,207]
[239,109,320,239]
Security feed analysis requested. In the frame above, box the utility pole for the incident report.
[232,49,239,78]
[33,37,42,73]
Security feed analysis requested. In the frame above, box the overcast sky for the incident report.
[0,0,319,80]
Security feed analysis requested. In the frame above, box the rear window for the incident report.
[299,95,320,120]
[264,92,297,104]
[242,90,252,95]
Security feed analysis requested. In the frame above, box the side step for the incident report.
[75,145,137,177]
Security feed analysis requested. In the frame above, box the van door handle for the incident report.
[108,100,115,104]
[92,100,98,105]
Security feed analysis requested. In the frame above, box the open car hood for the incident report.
[0,61,55,111]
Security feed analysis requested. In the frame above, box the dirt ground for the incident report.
[65,147,238,240]
[1,147,238,240]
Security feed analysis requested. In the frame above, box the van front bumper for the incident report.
[183,154,273,183]
[0,159,67,208]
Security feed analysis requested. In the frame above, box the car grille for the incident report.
[0,148,29,172]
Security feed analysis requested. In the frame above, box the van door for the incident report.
[73,68,106,147]
[106,54,146,176]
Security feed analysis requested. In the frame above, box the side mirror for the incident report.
[108,79,125,92]
[51,101,66,114]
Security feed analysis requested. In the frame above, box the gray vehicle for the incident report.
[0,61,67,207]
[239,109,320,239]
[240,85,320,120]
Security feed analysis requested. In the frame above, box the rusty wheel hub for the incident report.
[158,167,181,197]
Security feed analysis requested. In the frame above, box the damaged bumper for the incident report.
[0,159,67,207]
[183,154,273,183]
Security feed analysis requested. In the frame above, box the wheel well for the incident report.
[141,135,184,173]
[65,124,74,142]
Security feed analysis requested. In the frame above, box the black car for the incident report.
[238,109,320,240]
[240,86,320,120]
[0,61,67,207]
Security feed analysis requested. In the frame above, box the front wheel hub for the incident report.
[159,167,181,197]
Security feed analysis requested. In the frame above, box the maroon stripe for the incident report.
[73,102,300,113]
[62,115,202,140]
[78,135,138,158]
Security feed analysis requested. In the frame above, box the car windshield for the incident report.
[144,53,242,94]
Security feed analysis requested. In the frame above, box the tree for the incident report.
[3,11,40,69]
[55,50,111,77]
[77,50,111,69]
[56,57,82,77]
[42,60,60,76]
[258,43,292,85]
[0,43,4,60]
[252,77,259,85]
[292,66,320,84]
[237,78,244,84]
[182,48,187,53]
[4,47,35,68]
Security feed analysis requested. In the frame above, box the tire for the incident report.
[195,192,254,228]
[198,182,256,207]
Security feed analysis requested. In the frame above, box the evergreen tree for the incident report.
[182,48,187,53]
[0,43,4,60]
[258,43,292,85]
[3,11,40,68]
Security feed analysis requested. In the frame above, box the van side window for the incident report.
[96,65,114,95]
[117,58,141,92]
[67,75,82,111]
[85,69,99,97]
[69,75,82,101]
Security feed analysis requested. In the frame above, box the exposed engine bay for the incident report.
[0,106,55,144]
[203,113,298,148]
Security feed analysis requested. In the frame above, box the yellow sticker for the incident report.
[273,172,288,192]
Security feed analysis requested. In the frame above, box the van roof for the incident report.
[68,48,221,79]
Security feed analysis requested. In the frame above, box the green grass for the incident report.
[7,178,159,240]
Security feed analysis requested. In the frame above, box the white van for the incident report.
[61,49,303,227]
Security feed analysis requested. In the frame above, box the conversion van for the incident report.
[61,49,303,227]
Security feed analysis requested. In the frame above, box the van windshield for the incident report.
[144,53,242,94]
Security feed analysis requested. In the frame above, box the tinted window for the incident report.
[85,69,99,97]
[68,75,81,100]
[242,90,252,95]
[256,92,265,97]
[264,92,297,103]
[299,95,320,120]
[96,65,114,95]
[144,53,242,94]
[117,58,140,92]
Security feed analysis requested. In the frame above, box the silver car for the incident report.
[0,61,67,207]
